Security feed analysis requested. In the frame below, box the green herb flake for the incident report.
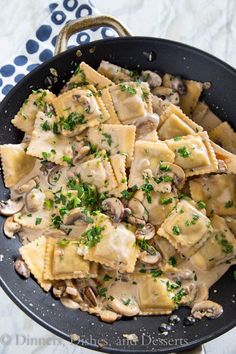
[56,239,70,247]
[62,155,73,166]
[60,112,86,131]
[215,233,233,254]
[197,200,206,209]
[174,136,182,141]
[119,83,137,95]
[102,132,112,146]
[225,200,234,208]
[103,274,113,282]
[160,197,173,205]
[159,163,172,172]
[35,217,42,225]
[172,288,186,304]
[122,298,131,306]
[177,146,191,158]
[172,225,181,235]
[41,120,51,131]
[121,185,138,200]
[168,256,177,267]
[150,269,163,278]
[97,287,107,297]
[80,225,104,248]
[141,182,154,203]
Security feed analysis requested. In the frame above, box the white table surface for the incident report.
[0,0,235,353]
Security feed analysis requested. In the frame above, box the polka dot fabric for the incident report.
[0,0,117,101]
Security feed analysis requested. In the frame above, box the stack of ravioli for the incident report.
[0,60,236,321]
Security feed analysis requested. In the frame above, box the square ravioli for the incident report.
[54,86,109,136]
[189,174,236,217]
[44,237,97,280]
[158,104,202,140]
[86,124,136,166]
[82,214,139,273]
[191,215,236,270]
[128,140,175,188]
[157,199,213,257]
[165,132,218,177]
[109,82,152,123]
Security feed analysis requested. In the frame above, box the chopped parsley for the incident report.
[168,256,177,267]
[33,90,47,110]
[119,83,137,95]
[172,288,186,304]
[160,197,173,205]
[225,200,234,208]
[159,163,172,172]
[97,287,107,297]
[102,132,112,146]
[166,281,181,291]
[150,269,163,278]
[153,175,173,184]
[121,185,138,200]
[172,225,181,235]
[141,181,154,203]
[42,151,51,160]
[177,146,191,158]
[103,274,113,282]
[73,66,88,84]
[41,120,51,131]
[62,155,73,166]
[60,112,86,131]
[215,233,233,254]
[51,214,62,229]
[174,136,182,141]
[122,298,131,306]
[35,217,42,225]
[197,200,206,209]
[45,198,54,210]
[56,239,70,247]
[141,89,149,102]
[80,225,104,248]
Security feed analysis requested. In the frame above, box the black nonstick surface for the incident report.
[0,37,235,354]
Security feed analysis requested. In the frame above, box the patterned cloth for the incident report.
[0,0,117,100]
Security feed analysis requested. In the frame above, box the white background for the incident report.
[0,0,235,353]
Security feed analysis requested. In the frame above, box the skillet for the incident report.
[0,15,235,354]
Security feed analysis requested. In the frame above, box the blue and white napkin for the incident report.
[0,0,117,101]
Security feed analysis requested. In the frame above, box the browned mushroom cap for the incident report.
[25,189,45,212]
[139,249,162,265]
[152,86,180,105]
[60,297,81,309]
[53,281,66,298]
[14,258,30,279]
[140,70,162,88]
[128,198,148,223]
[171,76,187,96]
[107,297,140,317]
[48,165,62,186]
[101,198,124,223]
[4,216,21,238]
[82,286,98,307]
[100,310,120,323]
[65,280,79,297]
[63,208,89,225]
[156,162,185,190]
[0,198,24,216]
[135,223,155,240]
[191,300,223,319]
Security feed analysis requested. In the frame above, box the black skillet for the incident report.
[0,15,235,354]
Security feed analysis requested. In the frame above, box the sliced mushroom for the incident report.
[152,86,180,105]
[140,70,162,88]
[128,198,148,223]
[53,281,66,298]
[100,310,120,323]
[60,296,81,309]
[156,162,185,190]
[135,223,155,240]
[168,269,195,282]
[135,113,160,140]
[191,300,223,319]
[73,146,90,164]
[124,208,146,227]
[63,208,88,225]
[25,189,45,212]
[14,258,30,278]
[40,161,56,175]
[73,95,96,114]
[139,248,162,265]
[16,178,38,194]
[44,229,67,238]
[48,166,62,186]
[65,280,79,297]
[82,286,98,307]
[0,198,24,216]
[4,216,21,238]
[171,76,187,96]
[101,198,124,222]
[108,297,140,317]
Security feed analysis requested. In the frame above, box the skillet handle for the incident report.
[54,15,132,55]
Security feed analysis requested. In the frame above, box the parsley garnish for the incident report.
[60,112,86,131]
[160,197,173,205]
[215,233,233,254]
[41,120,51,131]
[80,225,104,248]
[102,133,112,146]
[122,298,131,306]
[159,163,172,172]
[168,256,177,267]
[119,83,137,95]
[174,136,182,141]
[141,181,154,203]
[172,288,186,304]
[153,175,173,184]
[225,200,234,208]
[172,225,181,235]
[177,146,191,158]
[103,274,112,282]
[197,200,206,209]
[166,281,181,291]
[56,239,70,247]
[62,155,73,166]
[121,185,138,200]
[97,287,107,297]
[150,269,163,278]
[35,217,42,225]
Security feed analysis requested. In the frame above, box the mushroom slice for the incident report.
[156,162,185,190]
[100,310,120,323]
[0,198,24,216]
[44,229,67,238]
[73,146,90,164]
[65,280,78,297]
[191,300,223,319]
[135,223,155,240]
[48,165,62,186]
[138,247,162,265]
[60,296,81,309]
[63,208,88,225]
[4,216,21,238]
[14,257,30,278]
[25,189,45,212]
[108,297,140,317]
[16,178,38,194]
[101,198,124,223]
[152,86,180,105]
[124,208,146,227]
[82,286,98,307]
[128,198,148,222]
[140,70,162,88]
[171,76,187,96]
[53,281,66,298]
